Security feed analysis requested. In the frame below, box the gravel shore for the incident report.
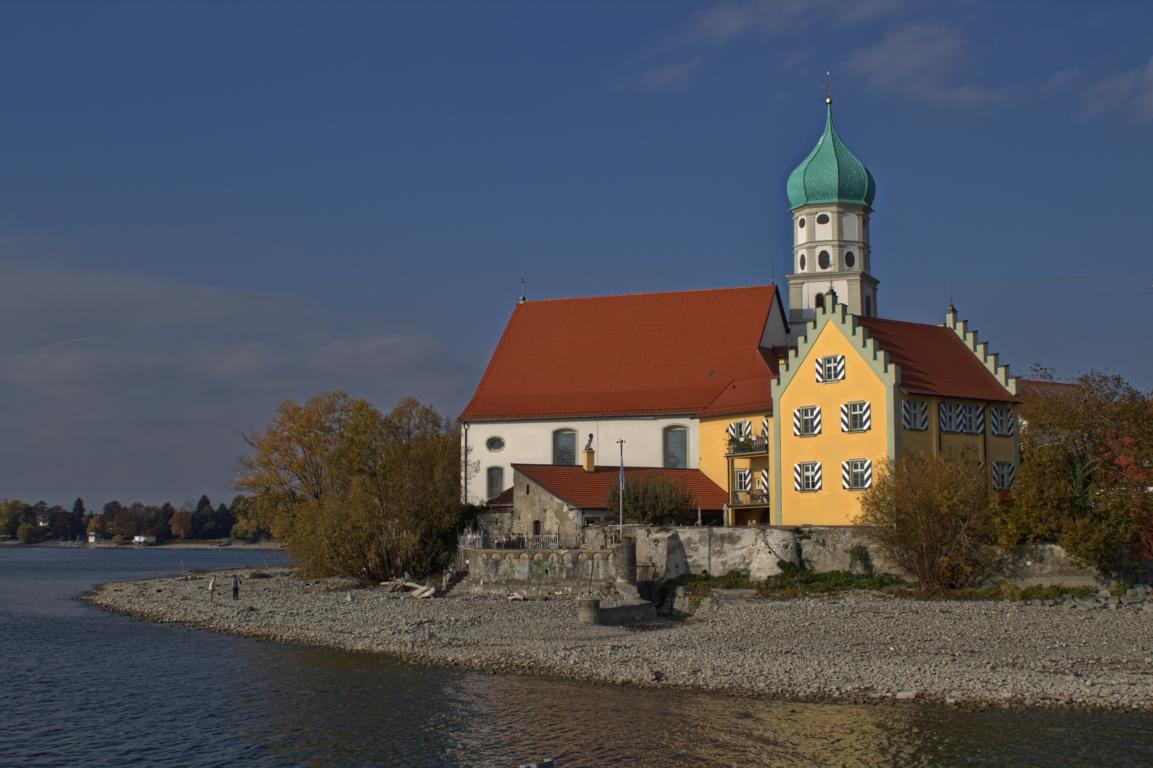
[86,568,1153,711]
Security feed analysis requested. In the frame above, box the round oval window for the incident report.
[845,250,856,268]
[798,217,806,229]
[816,213,830,225]
[799,253,806,271]
[818,250,831,269]
[486,437,505,452]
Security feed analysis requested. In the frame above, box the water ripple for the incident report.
[2,547,1151,767]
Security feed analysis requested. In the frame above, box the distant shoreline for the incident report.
[86,568,1153,712]
[1,541,285,551]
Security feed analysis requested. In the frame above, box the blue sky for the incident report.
[1,0,1151,505]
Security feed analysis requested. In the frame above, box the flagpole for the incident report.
[617,438,625,538]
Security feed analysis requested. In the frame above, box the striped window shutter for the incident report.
[741,420,752,439]
[840,403,850,432]
[992,407,1015,436]
[814,358,826,383]
[972,406,985,435]
[939,402,953,432]
[833,355,846,381]
[792,463,802,491]
[758,468,770,494]
[792,409,801,436]
[861,402,872,430]
[761,416,770,440]
[811,462,823,490]
[908,400,928,430]
[862,460,872,488]
[728,421,751,439]
[737,469,752,492]
[993,462,1017,490]
[902,400,914,429]
[812,407,822,434]
[841,460,851,489]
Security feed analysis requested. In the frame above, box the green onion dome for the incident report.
[786,105,876,210]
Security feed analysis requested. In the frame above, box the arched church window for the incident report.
[798,217,806,228]
[818,250,831,270]
[552,429,577,465]
[486,467,504,500]
[663,426,688,468]
[799,253,806,271]
[845,251,856,268]
[815,293,825,310]
[816,213,830,225]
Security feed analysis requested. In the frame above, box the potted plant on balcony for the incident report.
[727,435,755,454]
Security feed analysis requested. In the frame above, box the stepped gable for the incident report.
[857,316,1016,402]
[460,285,781,421]
[513,464,729,511]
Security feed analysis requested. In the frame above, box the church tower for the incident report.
[785,99,877,331]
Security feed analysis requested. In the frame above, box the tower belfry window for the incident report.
[845,251,855,268]
[818,250,831,270]
[799,253,806,271]
[815,293,824,310]
[816,213,830,225]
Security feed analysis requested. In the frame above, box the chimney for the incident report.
[582,433,595,472]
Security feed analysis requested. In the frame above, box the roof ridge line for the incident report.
[518,284,776,305]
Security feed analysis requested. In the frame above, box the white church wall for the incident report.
[840,212,860,240]
[463,416,699,504]
[801,279,849,312]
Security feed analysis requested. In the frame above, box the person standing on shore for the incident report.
[231,574,239,600]
[208,576,216,600]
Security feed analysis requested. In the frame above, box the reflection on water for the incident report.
[3,547,1152,767]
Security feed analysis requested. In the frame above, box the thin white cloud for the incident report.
[636,56,703,90]
[1082,55,1153,122]
[846,22,1008,105]
[688,0,907,44]
[636,0,906,92]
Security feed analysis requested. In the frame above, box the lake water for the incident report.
[3,547,1152,767]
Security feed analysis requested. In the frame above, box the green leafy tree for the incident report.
[606,474,696,525]
[1,500,32,539]
[856,454,995,590]
[236,392,462,580]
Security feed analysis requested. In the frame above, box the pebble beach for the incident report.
[86,568,1153,711]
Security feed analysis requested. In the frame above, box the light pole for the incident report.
[617,438,625,538]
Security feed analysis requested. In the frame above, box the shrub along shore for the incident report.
[87,568,1153,711]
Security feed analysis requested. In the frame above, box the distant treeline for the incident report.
[0,495,270,544]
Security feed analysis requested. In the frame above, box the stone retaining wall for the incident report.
[459,547,618,595]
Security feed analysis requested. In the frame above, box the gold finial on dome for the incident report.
[822,70,835,105]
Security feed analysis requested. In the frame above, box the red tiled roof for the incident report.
[858,316,1015,402]
[512,464,729,511]
[696,375,775,418]
[460,285,781,421]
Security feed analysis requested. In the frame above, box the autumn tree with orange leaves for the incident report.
[995,369,1153,575]
[236,392,463,581]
